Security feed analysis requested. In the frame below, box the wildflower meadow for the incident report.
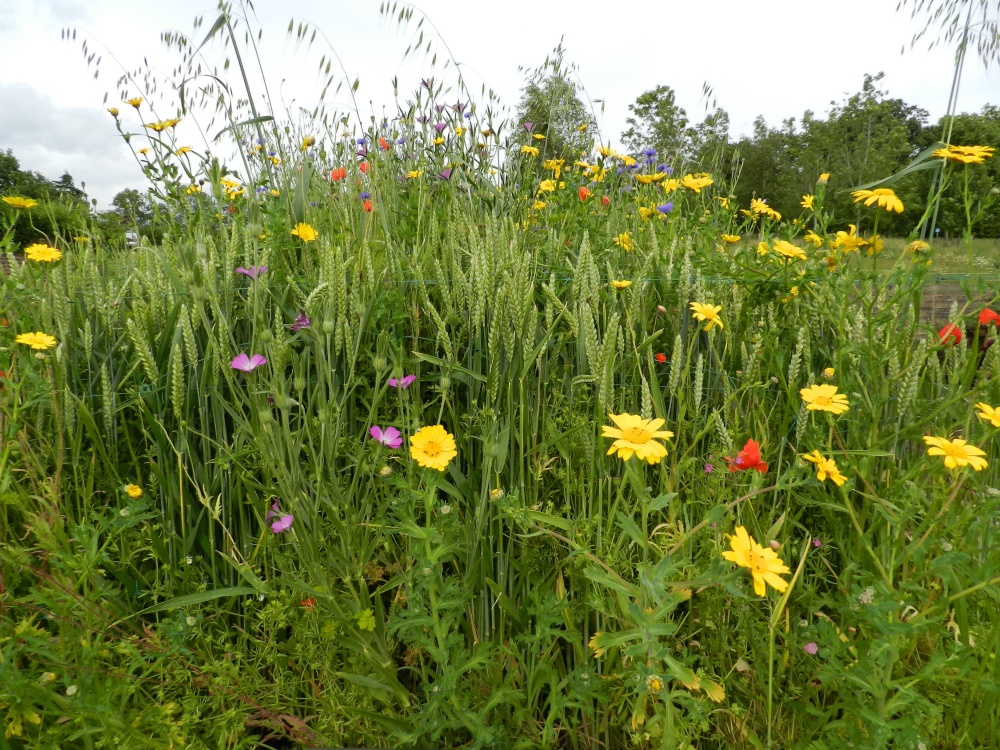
[1,3,999,749]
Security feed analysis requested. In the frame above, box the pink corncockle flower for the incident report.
[704,463,714,474]
[231,353,267,372]
[388,374,416,389]
[803,642,818,656]
[265,501,294,533]
[812,538,822,548]
[236,265,267,279]
[290,313,310,332]
[369,425,403,449]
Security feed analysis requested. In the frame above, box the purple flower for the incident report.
[453,101,466,113]
[803,642,818,656]
[356,138,367,145]
[416,115,428,125]
[236,265,267,279]
[463,111,472,119]
[357,147,368,157]
[420,78,432,90]
[704,463,713,474]
[396,136,407,144]
[522,121,533,132]
[657,163,673,173]
[438,168,453,181]
[656,202,674,214]
[369,425,403,449]
[359,191,371,200]
[290,313,310,332]
[434,104,445,114]
[388,374,416,389]
[266,501,294,534]
[812,538,822,548]
[231,353,267,372]
[434,122,447,134]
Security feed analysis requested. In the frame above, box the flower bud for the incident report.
[769,540,781,551]
[322,319,335,334]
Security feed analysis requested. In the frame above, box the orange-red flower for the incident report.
[724,439,768,474]
[939,323,962,345]
[579,186,592,201]
[378,137,390,150]
[330,167,347,181]
[359,162,370,175]
[602,195,610,207]
[979,308,1000,326]
[655,352,666,363]
[362,198,373,212]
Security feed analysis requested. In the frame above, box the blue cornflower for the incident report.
[656,202,674,214]
[657,164,673,173]
[359,192,371,200]
[642,147,657,157]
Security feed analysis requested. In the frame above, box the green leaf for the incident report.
[212,115,274,142]
[135,586,256,616]
[526,510,572,532]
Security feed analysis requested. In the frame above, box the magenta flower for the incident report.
[803,642,818,656]
[434,122,447,134]
[290,313,310,332]
[388,374,416,389]
[704,463,714,474]
[231,353,267,372]
[236,265,267,279]
[523,121,533,132]
[369,425,403,449]
[438,168,453,181]
[266,501,294,534]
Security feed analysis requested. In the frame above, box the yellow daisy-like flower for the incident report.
[681,173,714,193]
[619,155,637,167]
[185,184,201,195]
[822,367,835,379]
[646,675,664,693]
[773,239,807,261]
[433,137,445,146]
[975,403,1000,428]
[137,148,150,155]
[406,170,423,179]
[801,194,815,209]
[614,232,633,251]
[750,198,781,221]
[722,526,790,597]
[817,172,830,184]
[520,145,539,157]
[532,133,545,140]
[176,146,192,155]
[690,302,723,331]
[800,384,850,415]
[804,230,823,248]
[801,450,847,486]
[831,224,868,253]
[756,241,770,256]
[597,145,617,158]
[716,196,731,208]
[933,144,995,165]
[634,172,667,184]
[15,332,57,350]
[851,188,903,213]
[291,223,319,242]
[532,200,547,210]
[127,97,143,108]
[3,196,38,209]
[906,239,930,253]
[923,435,988,471]
[720,234,741,244]
[24,243,62,263]
[107,107,119,117]
[543,158,565,172]
[610,280,632,290]
[409,425,458,471]
[124,484,143,499]
[662,178,681,193]
[300,136,316,150]
[601,412,674,464]
[454,127,464,137]
[537,179,556,193]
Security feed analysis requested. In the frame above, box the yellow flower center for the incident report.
[621,427,650,444]
[746,548,768,573]
[422,441,442,458]
[812,395,833,407]
[940,442,967,460]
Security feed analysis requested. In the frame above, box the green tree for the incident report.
[620,85,689,164]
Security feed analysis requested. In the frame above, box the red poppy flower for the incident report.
[938,323,962,345]
[362,199,373,212]
[724,439,768,474]
[378,137,390,150]
[359,162,370,175]
[601,195,610,207]
[330,167,347,181]
[979,308,1000,326]
[579,186,592,201]
[654,352,666,363]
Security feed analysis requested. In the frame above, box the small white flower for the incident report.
[440,504,452,515]
[186,616,197,627]
[119,508,130,517]
[940,539,953,552]
[66,685,78,696]
[185,556,193,565]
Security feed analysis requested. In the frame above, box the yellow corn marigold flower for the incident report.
[906,239,930,253]
[722,526,790,597]
[409,425,457,471]
[620,155,637,166]
[291,223,319,242]
[185,184,201,195]
[851,188,903,213]
[15,332,57,350]
[681,173,714,193]
[804,230,824,248]
[756,241,770,256]
[532,200,547,210]
[800,384,850,415]
[543,158,565,171]
[818,172,830,184]
[750,198,781,221]
[532,133,545,140]
[923,435,988,471]
[537,179,556,193]
[801,194,814,209]
[933,144,995,165]
[720,234,741,244]
[975,403,1000,428]
[662,178,681,193]
[433,137,445,145]
[124,484,143,499]
[127,97,143,108]
[690,302,724,331]
[406,170,423,179]
[831,224,868,253]
[638,206,655,221]
[107,107,119,117]
[610,280,632,290]
[300,136,316,150]
[176,146,191,155]
[602,412,674,464]
[634,172,667,184]
[614,232,633,251]
[773,239,807,261]
[597,145,617,158]
[137,148,150,155]
[24,243,62,263]
[3,196,38,209]
[802,450,847,486]
[822,367,835,379]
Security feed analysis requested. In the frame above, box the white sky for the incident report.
[0,0,995,208]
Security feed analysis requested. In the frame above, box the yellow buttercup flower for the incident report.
[801,194,814,209]
[851,188,903,213]
[409,425,457,471]
[2,196,38,209]
[610,280,632,290]
[975,403,1000,428]
[923,436,988,471]
[614,232,633,251]
[291,223,319,242]
[15,332,57,350]
[772,240,807,261]
[802,450,847,486]
[800,384,849,415]
[722,526,790,597]
[124,484,143,499]
[690,302,723,331]
[24,243,62,263]
[601,412,673,464]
